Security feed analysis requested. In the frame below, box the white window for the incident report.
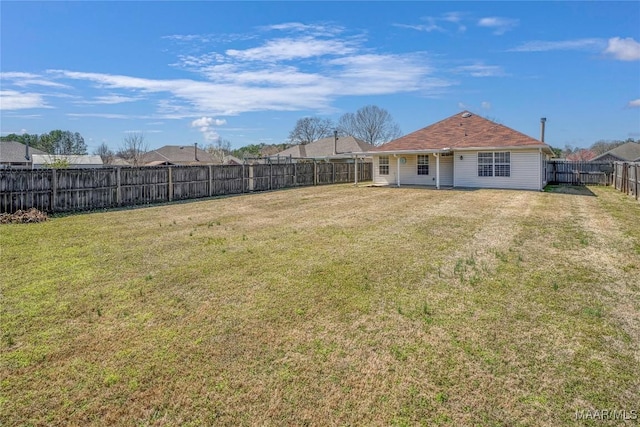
[478,152,510,177]
[379,156,389,175]
[417,155,429,175]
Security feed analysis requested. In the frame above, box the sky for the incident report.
[1,1,639,153]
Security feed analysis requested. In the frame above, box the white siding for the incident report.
[373,155,396,185]
[373,154,454,186]
[454,150,542,190]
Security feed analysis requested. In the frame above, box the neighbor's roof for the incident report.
[31,154,103,165]
[141,145,214,165]
[591,142,640,162]
[276,135,375,158]
[372,111,553,154]
[0,141,47,163]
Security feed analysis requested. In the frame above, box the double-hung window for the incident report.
[417,155,429,175]
[478,152,510,177]
[379,156,389,175]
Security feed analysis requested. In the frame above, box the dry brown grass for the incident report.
[1,184,639,426]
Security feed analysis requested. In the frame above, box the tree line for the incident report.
[1,130,88,155]
[287,105,401,146]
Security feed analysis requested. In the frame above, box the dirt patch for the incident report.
[0,208,49,224]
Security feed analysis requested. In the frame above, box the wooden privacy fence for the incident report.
[546,161,614,185]
[613,161,639,201]
[0,162,372,213]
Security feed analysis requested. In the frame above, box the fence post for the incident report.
[51,169,57,212]
[313,160,317,186]
[293,163,297,186]
[116,168,122,206]
[332,162,336,183]
[634,163,640,200]
[168,166,173,202]
[209,165,214,197]
[269,160,273,190]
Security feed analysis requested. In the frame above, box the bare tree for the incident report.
[94,142,115,164]
[117,132,148,166]
[205,138,232,164]
[288,117,334,145]
[338,105,401,146]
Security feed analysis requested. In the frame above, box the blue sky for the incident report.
[1,1,639,153]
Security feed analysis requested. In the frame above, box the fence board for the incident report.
[613,161,639,201]
[546,161,613,185]
[0,161,372,213]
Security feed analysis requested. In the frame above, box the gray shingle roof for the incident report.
[275,136,375,158]
[141,145,215,165]
[591,142,640,162]
[0,141,47,163]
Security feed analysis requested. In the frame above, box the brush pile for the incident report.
[0,208,49,224]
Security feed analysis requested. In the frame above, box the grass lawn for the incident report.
[1,184,639,426]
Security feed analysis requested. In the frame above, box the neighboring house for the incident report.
[223,154,244,165]
[565,149,596,161]
[108,157,131,166]
[32,154,104,168]
[141,145,214,165]
[371,111,554,191]
[0,141,47,168]
[274,135,375,162]
[590,142,640,162]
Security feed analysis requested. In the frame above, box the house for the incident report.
[141,145,214,165]
[274,135,375,162]
[31,154,104,168]
[370,111,554,191]
[0,141,47,168]
[590,142,640,162]
[223,154,244,165]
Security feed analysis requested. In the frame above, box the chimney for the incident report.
[194,142,199,161]
[540,117,547,142]
[333,130,338,156]
[25,141,30,161]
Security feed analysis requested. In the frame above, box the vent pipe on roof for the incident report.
[333,130,338,156]
[25,141,30,161]
[194,142,199,161]
[540,118,547,143]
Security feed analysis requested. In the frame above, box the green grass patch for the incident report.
[1,184,638,426]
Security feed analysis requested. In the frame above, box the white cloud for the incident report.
[628,99,640,108]
[226,36,357,62]
[478,17,519,35]
[457,102,468,109]
[509,38,604,52]
[0,90,50,110]
[604,37,640,61]
[481,101,491,110]
[394,18,443,33]
[67,113,132,119]
[192,117,226,127]
[454,64,506,77]
[1,72,70,88]
[191,116,227,142]
[263,22,344,36]
[44,24,453,118]
[395,12,468,33]
[76,94,142,105]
